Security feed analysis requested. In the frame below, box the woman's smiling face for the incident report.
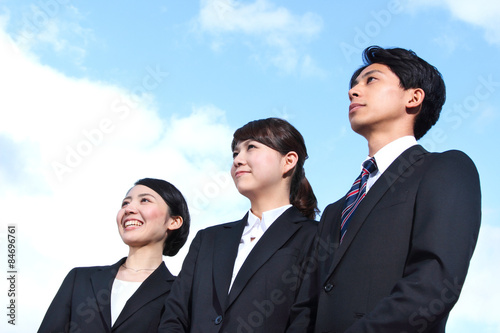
[116,185,172,249]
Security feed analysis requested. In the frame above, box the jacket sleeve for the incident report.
[346,150,481,332]
[158,231,203,333]
[38,268,78,333]
[286,232,321,333]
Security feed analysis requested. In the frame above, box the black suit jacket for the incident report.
[159,206,318,333]
[314,145,481,333]
[38,257,175,333]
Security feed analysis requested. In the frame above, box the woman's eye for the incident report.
[247,144,256,150]
[121,201,129,208]
[141,198,151,203]
[232,151,239,159]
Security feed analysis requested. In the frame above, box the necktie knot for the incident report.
[362,157,377,175]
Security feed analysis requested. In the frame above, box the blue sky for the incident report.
[0,1,499,332]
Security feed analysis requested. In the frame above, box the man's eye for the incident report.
[232,151,239,159]
[248,144,256,150]
[367,76,376,83]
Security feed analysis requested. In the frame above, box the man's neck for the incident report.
[366,132,414,156]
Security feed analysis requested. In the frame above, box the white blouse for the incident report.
[110,279,142,325]
[228,204,292,292]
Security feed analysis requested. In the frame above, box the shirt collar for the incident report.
[367,136,417,175]
[246,204,292,232]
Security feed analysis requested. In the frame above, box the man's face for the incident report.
[348,63,413,138]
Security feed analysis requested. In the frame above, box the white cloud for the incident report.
[0,24,246,332]
[408,0,500,45]
[11,3,92,68]
[196,0,324,75]
[198,0,321,35]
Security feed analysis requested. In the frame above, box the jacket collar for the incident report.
[90,257,125,330]
[113,261,174,329]
[89,257,174,330]
[225,207,307,310]
[212,217,247,312]
[324,145,428,283]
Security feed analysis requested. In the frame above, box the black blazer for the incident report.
[159,206,318,333]
[314,146,481,333]
[38,257,175,333]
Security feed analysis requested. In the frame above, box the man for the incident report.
[314,46,481,332]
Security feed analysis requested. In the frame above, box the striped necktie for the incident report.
[340,157,377,243]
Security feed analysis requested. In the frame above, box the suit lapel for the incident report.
[226,207,305,309]
[324,145,428,282]
[213,217,247,311]
[90,258,125,331]
[112,262,174,330]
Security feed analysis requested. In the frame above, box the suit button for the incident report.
[324,283,334,292]
[214,315,223,325]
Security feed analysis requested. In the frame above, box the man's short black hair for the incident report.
[350,46,446,140]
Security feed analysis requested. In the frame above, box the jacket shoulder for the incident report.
[296,218,319,232]
[434,149,475,162]
[202,219,243,232]
[64,265,108,279]
[66,257,125,277]
[426,149,479,174]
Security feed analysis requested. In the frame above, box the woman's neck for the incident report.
[125,245,163,269]
[117,245,163,282]
[249,194,291,219]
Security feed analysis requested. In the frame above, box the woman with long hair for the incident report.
[160,118,318,332]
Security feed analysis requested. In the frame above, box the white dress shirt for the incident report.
[365,136,418,192]
[228,204,292,292]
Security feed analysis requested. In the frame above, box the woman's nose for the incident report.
[124,203,138,214]
[233,152,245,166]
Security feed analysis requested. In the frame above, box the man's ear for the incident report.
[282,151,299,176]
[406,88,425,114]
[167,216,183,230]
